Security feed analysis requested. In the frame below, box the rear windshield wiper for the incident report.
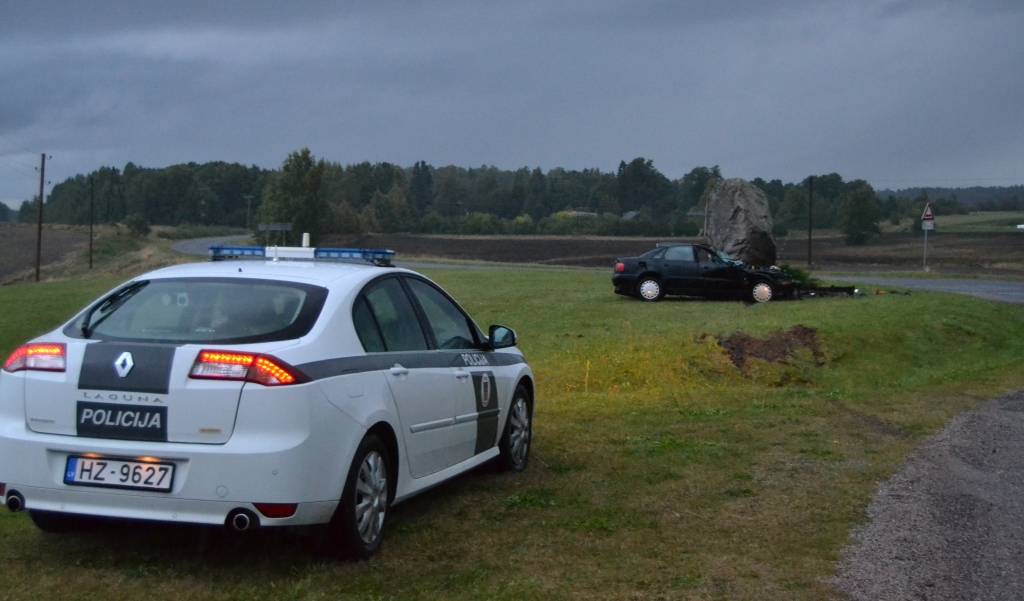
[81,280,150,339]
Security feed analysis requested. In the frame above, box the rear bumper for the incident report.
[6,484,337,527]
[0,395,362,528]
[612,274,638,295]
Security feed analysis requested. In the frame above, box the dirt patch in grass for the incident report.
[717,326,824,372]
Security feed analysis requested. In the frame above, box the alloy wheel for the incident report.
[354,450,388,545]
[509,396,531,467]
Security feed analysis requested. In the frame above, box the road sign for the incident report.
[921,202,935,230]
[258,223,293,232]
[921,203,934,271]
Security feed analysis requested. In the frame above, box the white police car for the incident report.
[0,246,534,557]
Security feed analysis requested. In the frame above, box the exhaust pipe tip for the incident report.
[226,509,258,532]
[232,513,251,531]
[6,491,25,513]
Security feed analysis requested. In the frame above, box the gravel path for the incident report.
[834,391,1024,600]
[829,276,1024,304]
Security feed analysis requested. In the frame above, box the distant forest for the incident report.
[10,149,1024,243]
[879,185,1024,210]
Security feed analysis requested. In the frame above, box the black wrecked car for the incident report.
[612,244,795,303]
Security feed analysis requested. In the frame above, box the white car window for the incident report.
[362,278,429,352]
[406,278,476,350]
[352,296,387,353]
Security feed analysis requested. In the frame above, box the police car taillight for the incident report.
[2,343,66,373]
[189,350,305,386]
[614,262,625,273]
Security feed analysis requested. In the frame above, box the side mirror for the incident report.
[488,325,517,349]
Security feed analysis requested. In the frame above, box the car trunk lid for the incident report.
[25,341,244,444]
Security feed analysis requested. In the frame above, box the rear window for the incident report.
[65,277,328,344]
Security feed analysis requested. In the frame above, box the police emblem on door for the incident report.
[471,371,499,454]
[480,376,492,408]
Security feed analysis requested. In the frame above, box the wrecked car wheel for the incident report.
[751,282,773,303]
[637,278,663,302]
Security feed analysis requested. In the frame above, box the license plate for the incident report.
[64,456,175,492]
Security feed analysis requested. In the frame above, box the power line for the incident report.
[0,159,37,175]
[0,150,44,171]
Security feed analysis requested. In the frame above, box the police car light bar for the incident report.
[209,245,395,266]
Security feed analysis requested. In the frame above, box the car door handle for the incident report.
[389,365,409,377]
[454,369,470,380]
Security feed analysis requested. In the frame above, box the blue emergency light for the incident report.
[209,245,395,266]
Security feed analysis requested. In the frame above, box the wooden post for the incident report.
[89,175,95,269]
[806,176,814,267]
[35,153,46,282]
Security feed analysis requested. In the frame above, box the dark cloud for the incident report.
[1,0,1023,207]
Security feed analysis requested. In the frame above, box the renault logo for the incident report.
[114,352,134,378]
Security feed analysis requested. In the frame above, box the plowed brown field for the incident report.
[326,232,1024,275]
[0,224,88,282]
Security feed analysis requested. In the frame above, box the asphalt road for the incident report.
[834,391,1024,600]
[830,276,1024,304]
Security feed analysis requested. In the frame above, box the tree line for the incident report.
[14,149,1021,245]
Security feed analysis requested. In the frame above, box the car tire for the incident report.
[636,278,664,302]
[28,510,91,533]
[751,281,774,303]
[497,384,532,472]
[327,434,391,559]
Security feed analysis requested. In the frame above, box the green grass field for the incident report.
[1,270,1023,600]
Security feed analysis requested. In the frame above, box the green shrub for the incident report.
[457,212,504,234]
[122,214,150,237]
[778,264,819,287]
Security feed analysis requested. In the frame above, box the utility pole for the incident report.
[806,175,814,267]
[34,153,47,282]
[89,175,95,269]
[243,194,254,230]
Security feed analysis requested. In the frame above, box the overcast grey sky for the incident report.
[1,0,1022,209]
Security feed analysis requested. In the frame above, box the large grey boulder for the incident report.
[702,178,777,266]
